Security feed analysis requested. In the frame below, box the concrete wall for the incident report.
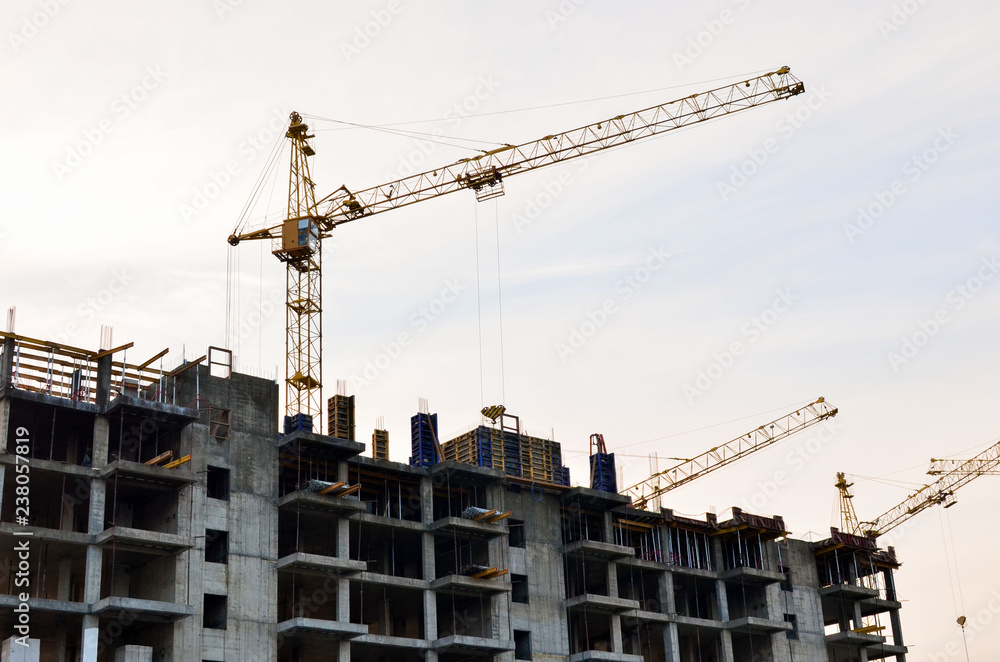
[507,488,570,659]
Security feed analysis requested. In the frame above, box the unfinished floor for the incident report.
[0,331,906,661]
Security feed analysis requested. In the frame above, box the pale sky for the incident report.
[3,1,999,657]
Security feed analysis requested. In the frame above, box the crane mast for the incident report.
[835,471,862,536]
[623,397,837,510]
[228,68,805,430]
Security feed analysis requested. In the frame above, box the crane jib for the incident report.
[228,67,806,430]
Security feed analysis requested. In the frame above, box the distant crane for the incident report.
[836,437,1000,537]
[622,397,837,510]
[227,68,806,431]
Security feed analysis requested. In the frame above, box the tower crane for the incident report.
[622,397,837,510]
[228,68,805,431]
[836,437,1000,537]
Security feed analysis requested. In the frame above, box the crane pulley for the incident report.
[228,67,806,430]
[623,397,837,510]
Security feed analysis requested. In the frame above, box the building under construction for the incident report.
[0,330,908,662]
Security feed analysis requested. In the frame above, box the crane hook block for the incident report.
[227,234,240,246]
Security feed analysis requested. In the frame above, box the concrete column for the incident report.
[55,624,68,662]
[81,543,103,662]
[715,580,730,621]
[57,557,72,601]
[602,509,614,543]
[663,622,681,662]
[889,607,906,649]
[336,578,350,622]
[719,631,735,662]
[80,615,99,662]
[91,417,109,472]
[1,337,15,390]
[0,397,10,454]
[2,636,41,662]
[83,544,103,603]
[851,600,870,662]
[0,442,6,515]
[420,477,433,526]
[610,615,623,654]
[659,571,674,613]
[95,356,112,410]
[423,588,437,641]
[88,480,107,535]
[336,518,350,558]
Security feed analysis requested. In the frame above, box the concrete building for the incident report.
[0,331,907,661]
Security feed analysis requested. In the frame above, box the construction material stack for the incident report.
[442,409,571,485]
[327,391,355,440]
[588,433,618,493]
[409,402,438,467]
[372,426,389,460]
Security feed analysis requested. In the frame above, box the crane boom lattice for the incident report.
[857,438,1000,537]
[624,397,837,510]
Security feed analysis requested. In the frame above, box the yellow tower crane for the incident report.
[228,68,805,431]
[622,397,837,510]
[836,437,1000,537]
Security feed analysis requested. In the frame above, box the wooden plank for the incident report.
[94,342,135,360]
[473,509,498,521]
[167,356,206,377]
[337,484,362,496]
[0,331,95,358]
[487,511,512,523]
[472,567,500,579]
[853,625,885,634]
[472,567,510,580]
[163,454,192,469]
[137,348,170,370]
[144,450,173,466]
[318,481,346,495]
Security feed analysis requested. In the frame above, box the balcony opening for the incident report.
[349,523,422,578]
[203,593,227,630]
[672,575,718,620]
[1,466,90,533]
[726,582,768,620]
[514,629,531,660]
[207,466,230,501]
[508,519,526,548]
[434,535,490,579]
[565,556,608,599]
[205,529,228,564]
[511,574,529,604]
[351,582,424,639]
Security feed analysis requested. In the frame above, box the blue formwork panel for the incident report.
[475,427,494,469]
[409,412,438,468]
[284,413,314,435]
[550,441,563,468]
[589,452,618,493]
[556,466,571,486]
[502,431,522,478]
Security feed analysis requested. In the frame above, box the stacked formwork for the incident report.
[409,411,438,467]
[327,393,355,440]
[442,426,494,468]
[372,427,389,460]
[589,450,617,492]
[442,425,571,485]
